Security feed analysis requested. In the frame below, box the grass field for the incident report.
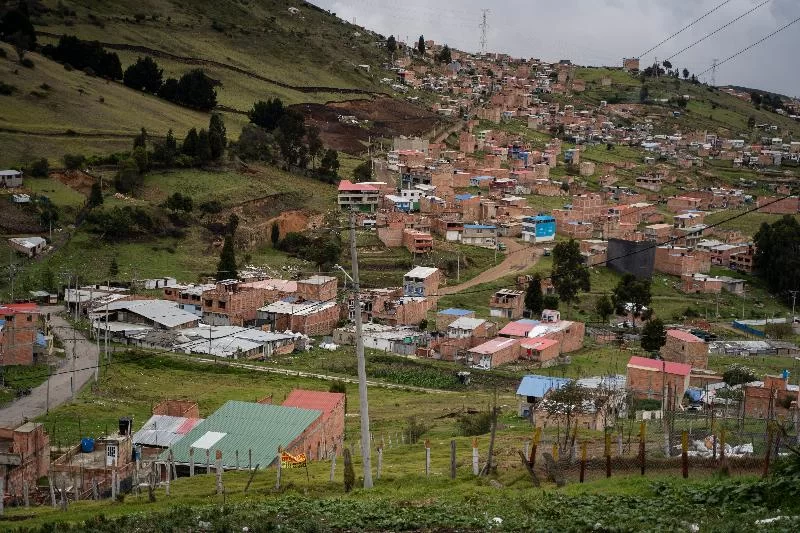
[24,176,87,207]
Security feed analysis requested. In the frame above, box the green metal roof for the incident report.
[159,400,321,469]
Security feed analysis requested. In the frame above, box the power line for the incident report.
[664,0,771,62]
[639,0,734,58]
[697,14,800,77]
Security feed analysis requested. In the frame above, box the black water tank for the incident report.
[119,417,132,436]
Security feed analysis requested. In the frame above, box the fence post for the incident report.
[249,449,253,471]
[0,478,4,516]
[23,481,29,508]
[472,438,479,475]
[329,445,337,482]
[604,431,611,478]
[639,422,646,476]
[165,462,171,496]
[763,426,773,478]
[377,445,383,480]
[425,439,431,477]
[73,477,79,501]
[579,442,587,483]
[551,442,559,463]
[92,478,98,501]
[719,426,727,473]
[49,472,56,508]
[530,427,541,466]
[216,450,223,494]
[111,470,117,500]
[189,448,195,477]
[206,449,210,474]
[523,439,529,460]
[275,447,282,490]
[450,439,457,480]
[681,431,689,479]
[235,450,240,470]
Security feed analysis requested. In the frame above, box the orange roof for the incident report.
[627,356,691,376]
[667,329,705,343]
[282,389,344,416]
[0,303,39,316]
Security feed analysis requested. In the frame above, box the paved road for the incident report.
[438,238,541,296]
[0,307,99,427]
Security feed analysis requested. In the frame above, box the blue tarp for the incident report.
[437,308,473,316]
[685,388,703,403]
[36,332,47,347]
[516,375,571,399]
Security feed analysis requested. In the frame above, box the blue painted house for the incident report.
[522,215,556,243]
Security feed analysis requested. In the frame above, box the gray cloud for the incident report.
[310,0,800,96]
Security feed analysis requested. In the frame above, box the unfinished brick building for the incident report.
[0,303,41,366]
[626,356,691,400]
[0,422,50,500]
[743,375,799,419]
[660,329,708,369]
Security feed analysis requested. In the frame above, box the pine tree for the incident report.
[182,128,198,156]
[208,113,227,160]
[595,294,614,324]
[196,128,212,163]
[216,235,237,280]
[525,273,544,316]
[89,181,103,207]
[109,257,119,278]
[551,239,590,306]
[417,35,426,55]
[640,318,667,353]
[270,222,280,246]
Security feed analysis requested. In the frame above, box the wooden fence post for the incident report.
[530,427,541,466]
[244,464,260,493]
[523,440,529,460]
[472,438,479,475]
[639,422,646,476]
[216,450,223,494]
[450,440,457,480]
[681,431,689,479]
[111,471,117,500]
[49,473,56,508]
[719,426,728,474]
[249,449,252,471]
[92,478,98,501]
[604,431,611,478]
[579,442,587,483]
[235,450,240,470]
[425,439,431,477]
[73,477,79,502]
[275,447,282,490]
[189,447,195,477]
[165,463,170,497]
[329,445,337,482]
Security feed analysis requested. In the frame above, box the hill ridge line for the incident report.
[36,31,384,96]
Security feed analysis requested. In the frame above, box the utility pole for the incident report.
[349,209,373,489]
[710,58,718,87]
[789,290,798,321]
[479,9,490,54]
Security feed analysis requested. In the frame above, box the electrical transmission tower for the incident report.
[479,9,490,54]
[711,58,718,86]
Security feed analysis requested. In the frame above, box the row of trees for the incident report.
[753,215,800,296]
[0,1,36,62]
[123,56,217,111]
[42,35,123,79]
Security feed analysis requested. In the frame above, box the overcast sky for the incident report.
[309,0,799,97]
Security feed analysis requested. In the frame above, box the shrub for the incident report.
[199,200,222,214]
[28,158,49,177]
[0,48,6,58]
[456,411,492,436]
[63,153,85,170]
[404,416,429,444]
[0,82,16,95]
[21,58,34,68]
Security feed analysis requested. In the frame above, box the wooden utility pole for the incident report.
[349,209,373,489]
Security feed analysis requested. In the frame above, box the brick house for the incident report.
[489,289,525,320]
[729,247,755,273]
[295,276,338,302]
[371,297,430,326]
[403,267,441,297]
[756,196,800,214]
[0,303,41,366]
[256,300,340,336]
[681,273,745,295]
[201,279,296,326]
[468,337,520,369]
[337,180,380,212]
[0,422,50,500]
[163,283,217,316]
[667,196,702,212]
[644,223,673,242]
[660,329,708,369]
[281,389,345,460]
[743,375,799,419]
[626,356,691,400]
[402,229,434,254]
[436,308,475,331]
[654,246,711,276]
[519,338,560,363]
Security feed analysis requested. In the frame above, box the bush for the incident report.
[0,82,16,95]
[404,416,429,444]
[456,411,492,436]
[28,158,49,177]
[63,153,85,170]
[21,58,34,68]
[199,200,222,214]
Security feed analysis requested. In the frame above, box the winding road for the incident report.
[0,307,99,427]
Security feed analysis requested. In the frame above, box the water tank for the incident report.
[81,438,95,453]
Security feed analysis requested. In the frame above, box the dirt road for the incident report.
[439,238,541,296]
[0,308,99,427]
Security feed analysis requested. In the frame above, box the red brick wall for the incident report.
[287,399,345,460]
[626,367,689,400]
[0,312,36,366]
[660,333,708,369]
[289,304,341,336]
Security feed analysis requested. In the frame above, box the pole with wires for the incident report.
[349,209,373,489]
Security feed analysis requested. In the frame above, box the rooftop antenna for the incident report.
[711,58,718,86]
[479,9,490,54]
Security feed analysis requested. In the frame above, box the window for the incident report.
[205,300,213,307]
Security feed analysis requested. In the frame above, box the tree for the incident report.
[747,116,756,129]
[270,222,280,246]
[248,98,285,131]
[595,293,614,324]
[123,56,163,93]
[0,3,37,62]
[612,274,651,326]
[109,257,119,278]
[640,318,666,353]
[308,234,342,268]
[63,153,85,170]
[216,235,237,280]
[133,127,148,150]
[386,35,397,56]
[196,129,212,163]
[543,380,589,450]
[153,129,178,166]
[754,215,800,295]
[437,45,452,64]
[319,148,340,180]
[208,113,227,160]
[131,146,149,173]
[662,60,672,70]
[417,35,425,55]
[543,294,559,310]
[182,128,199,156]
[682,68,690,80]
[169,69,217,110]
[29,158,49,177]
[276,109,307,167]
[114,158,143,193]
[306,125,323,169]
[525,273,544,316]
[88,181,103,207]
[235,124,274,161]
[352,161,372,182]
[551,239,590,307]
[164,192,193,212]
[639,85,649,103]
[723,364,757,386]
[227,213,239,235]
[750,91,763,106]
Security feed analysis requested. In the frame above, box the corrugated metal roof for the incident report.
[160,401,321,468]
[282,390,344,416]
[133,415,203,448]
[104,300,199,328]
[516,375,570,398]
